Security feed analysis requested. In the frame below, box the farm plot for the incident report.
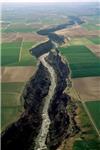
[82,23,100,30]
[87,45,100,57]
[1,82,24,131]
[73,77,100,100]
[60,45,100,78]
[18,41,37,66]
[85,101,100,131]
[88,37,100,45]
[1,39,22,66]
[1,40,37,66]
[1,66,34,82]
[69,37,93,45]
[73,140,100,150]
[3,23,38,33]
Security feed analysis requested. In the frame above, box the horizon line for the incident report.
[0,0,99,3]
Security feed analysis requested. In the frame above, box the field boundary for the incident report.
[19,38,24,62]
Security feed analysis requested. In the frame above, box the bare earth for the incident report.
[72,77,100,101]
[2,32,48,43]
[1,67,35,82]
[19,32,48,42]
[55,25,100,37]
[87,45,100,57]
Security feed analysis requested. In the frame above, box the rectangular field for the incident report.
[82,23,100,30]
[18,41,37,66]
[69,37,93,45]
[1,40,22,66]
[85,101,100,131]
[1,82,24,130]
[1,40,37,66]
[60,45,100,78]
[88,37,100,45]
[3,23,38,33]
[73,140,100,150]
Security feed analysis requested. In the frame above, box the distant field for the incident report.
[85,101,100,131]
[88,37,100,45]
[1,82,24,130]
[3,23,38,33]
[1,40,37,66]
[69,37,93,45]
[60,45,100,78]
[73,140,100,150]
[1,40,22,66]
[82,23,100,30]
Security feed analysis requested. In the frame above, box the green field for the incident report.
[3,23,38,33]
[1,41,37,66]
[1,40,22,66]
[18,41,37,66]
[88,37,100,45]
[73,140,100,150]
[60,45,100,78]
[85,101,100,131]
[1,82,25,130]
[72,102,100,150]
[69,38,93,45]
[82,23,100,30]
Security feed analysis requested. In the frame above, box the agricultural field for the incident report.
[73,77,100,100]
[17,41,37,66]
[1,40,37,66]
[88,37,100,45]
[1,67,34,82]
[81,15,100,31]
[2,23,39,33]
[72,102,100,150]
[1,39,22,66]
[68,37,93,45]
[85,101,100,131]
[73,140,100,150]
[82,23,100,30]
[1,82,25,131]
[60,45,100,78]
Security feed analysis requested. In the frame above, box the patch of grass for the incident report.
[60,45,100,78]
[3,23,38,33]
[1,40,37,66]
[69,38,93,45]
[82,23,100,30]
[1,82,24,93]
[18,41,37,66]
[1,82,24,131]
[78,102,97,137]
[1,93,21,107]
[1,106,22,131]
[88,37,100,45]
[85,101,100,131]
[73,140,100,150]
[1,40,22,66]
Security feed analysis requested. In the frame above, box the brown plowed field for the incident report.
[72,77,100,101]
[1,67,35,82]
